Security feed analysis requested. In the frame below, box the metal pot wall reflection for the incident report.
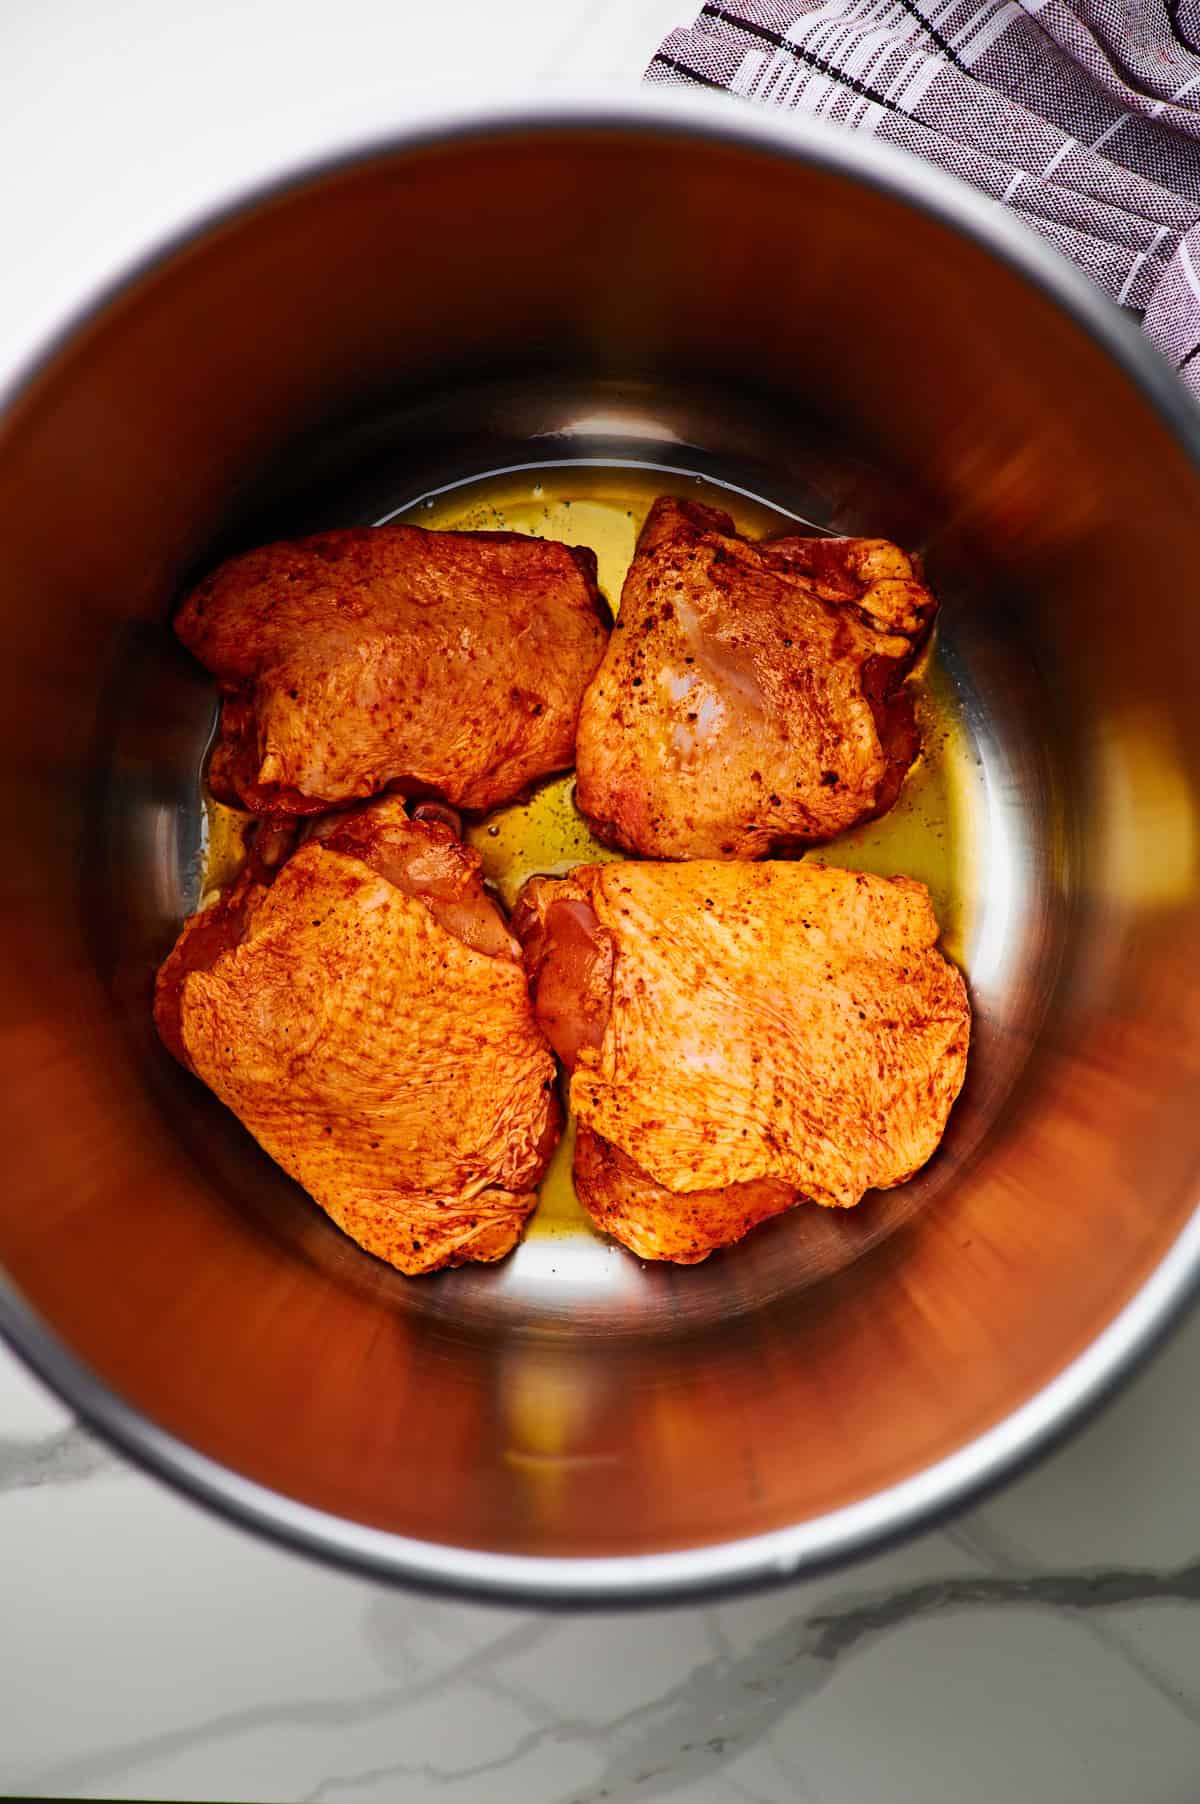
[1,98,1200,1601]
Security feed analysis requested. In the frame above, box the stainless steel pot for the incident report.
[3,95,1200,1605]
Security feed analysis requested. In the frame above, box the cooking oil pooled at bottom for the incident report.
[202,463,978,1244]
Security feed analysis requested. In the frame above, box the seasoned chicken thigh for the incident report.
[574,497,936,859]
[515,860,969,1263]
[155,800,560,1275]
[176,524,608,817]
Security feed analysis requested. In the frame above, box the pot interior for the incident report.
[3,116,1200,1595]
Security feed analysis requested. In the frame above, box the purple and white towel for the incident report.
[647,0,1200,397]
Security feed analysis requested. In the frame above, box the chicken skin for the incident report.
[574,497,936,859]
[155,800,560,1275]
[515,860,969,1263]
[175,524,609,817]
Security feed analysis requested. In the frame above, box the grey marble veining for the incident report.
[6,1316,1200,1803]
[0,1423,121,1495]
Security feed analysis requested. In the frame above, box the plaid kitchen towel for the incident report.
[647,0,1200,396]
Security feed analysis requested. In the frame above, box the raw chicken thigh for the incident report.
[575,497,935,859]
[176,524,609,817]
[515,859,969,1263]
[156,799,560,1274]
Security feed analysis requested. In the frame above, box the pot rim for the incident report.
[3,90,1200,1606]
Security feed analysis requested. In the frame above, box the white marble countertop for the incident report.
[5,3,1200,1799]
